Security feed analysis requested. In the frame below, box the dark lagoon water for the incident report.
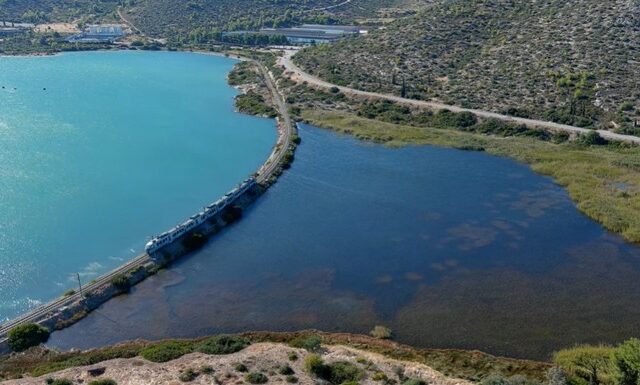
[0,51,275,320]
[50,124,640,359]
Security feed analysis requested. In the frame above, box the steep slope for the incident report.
[122,0,341,37]
[0,0,119,23]
[294,0,640,129]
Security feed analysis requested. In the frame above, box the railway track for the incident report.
[0,58,294,348]
[255,62,295,184]
[0,253,151,342]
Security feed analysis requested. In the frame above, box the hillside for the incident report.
[0,0,119,23]
[121,0,420,38]
[0,332,550,383]
[293,0,640,130]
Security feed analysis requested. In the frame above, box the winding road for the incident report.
[280,50,640,145]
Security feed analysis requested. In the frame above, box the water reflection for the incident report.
[49,124,640,360]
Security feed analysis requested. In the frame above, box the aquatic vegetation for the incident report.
[301,109,640,243]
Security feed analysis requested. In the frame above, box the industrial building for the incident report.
[67,24,124,43]
[260,24,363,44]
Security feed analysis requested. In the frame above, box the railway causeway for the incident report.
[0,60,296,354]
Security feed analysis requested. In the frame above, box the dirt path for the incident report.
[280,50,640,144]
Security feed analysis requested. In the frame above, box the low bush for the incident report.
[139,340,193,363]
[286,375,299,383]
[235,363,249,372]
[612,339,640,385]
[46,379,73,385]
[577,131,608,146]
[304,354,328,377]
[288,352,299,361]
[201,365,215,374]
[8,323,50,352]
[370,326,392,339]
[88,379,118,385]
[179,368,199,382]
[245,372,269,384]
[110,274,131,293]
[304,354,363,384]
[290,335,322,352]
[327,361,364,384]
[279,364,295,375]
[197,335,249,355]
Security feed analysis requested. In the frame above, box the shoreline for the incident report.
[0,54,297,354]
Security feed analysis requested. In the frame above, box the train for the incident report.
[144,177,256,254]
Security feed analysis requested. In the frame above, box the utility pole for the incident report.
[76,273,84,299]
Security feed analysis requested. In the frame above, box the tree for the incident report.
[8,323,50,352]
[613,338,640,385]
[553,345,614,385]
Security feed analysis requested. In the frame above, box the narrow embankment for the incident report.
[0,59,296,354]
[280,50,640,144]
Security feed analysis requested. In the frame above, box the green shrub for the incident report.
[370,326,392,339]
[279,365,295,375]
[88,379,118,385]
[245,372,269,384]
[290,335,322,352]
[577,131,607,146]
[553,345,615,385]
[288,352,299,361]
[304,355,363,384]
[47,379,73,385]
[304,354,328,377]
[235,363,249,372]
[201,365,215,374]
[197,335,249,355]
[612,338,640,385]
[373,372,389,381]
[179,368,199,382]
[110,274,131,293]
[328,361,364,384]
[139,340,193,362]
[8,323,50,352]
[286,375,299,383]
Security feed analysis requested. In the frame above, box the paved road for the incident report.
[280,50,640,144]
[303,0,353,13]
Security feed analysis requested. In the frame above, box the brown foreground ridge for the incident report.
[0,331,550,383]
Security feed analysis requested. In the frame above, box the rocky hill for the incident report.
[0,332,549,383]
[0,0,120,23]
[293,0,640,130]
[120,0,421,38]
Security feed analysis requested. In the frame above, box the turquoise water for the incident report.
[51,124,640,359]
[0,51,276,320]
